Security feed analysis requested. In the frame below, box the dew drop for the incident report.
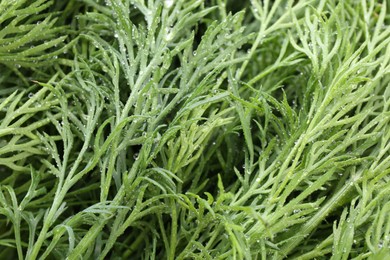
[164,0,174,8]
[293,209,301,214]
[164,27,174,41]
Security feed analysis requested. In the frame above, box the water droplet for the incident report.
[164,0,174,8]
[164,27,174,41]
[28,93,34,98]
[193,51,197,56]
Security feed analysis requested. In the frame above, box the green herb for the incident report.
[0,0,389,259]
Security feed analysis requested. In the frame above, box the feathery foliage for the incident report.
[0,0,390,259]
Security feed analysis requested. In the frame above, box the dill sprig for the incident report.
[0,0,389,259]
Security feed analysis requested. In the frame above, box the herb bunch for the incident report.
[0,0,389,259]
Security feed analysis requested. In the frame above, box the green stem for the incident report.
[169,200,178,260]
[29,187,67,260]
[277,177,358,259]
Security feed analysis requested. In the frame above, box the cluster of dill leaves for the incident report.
[0,0,390,259]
